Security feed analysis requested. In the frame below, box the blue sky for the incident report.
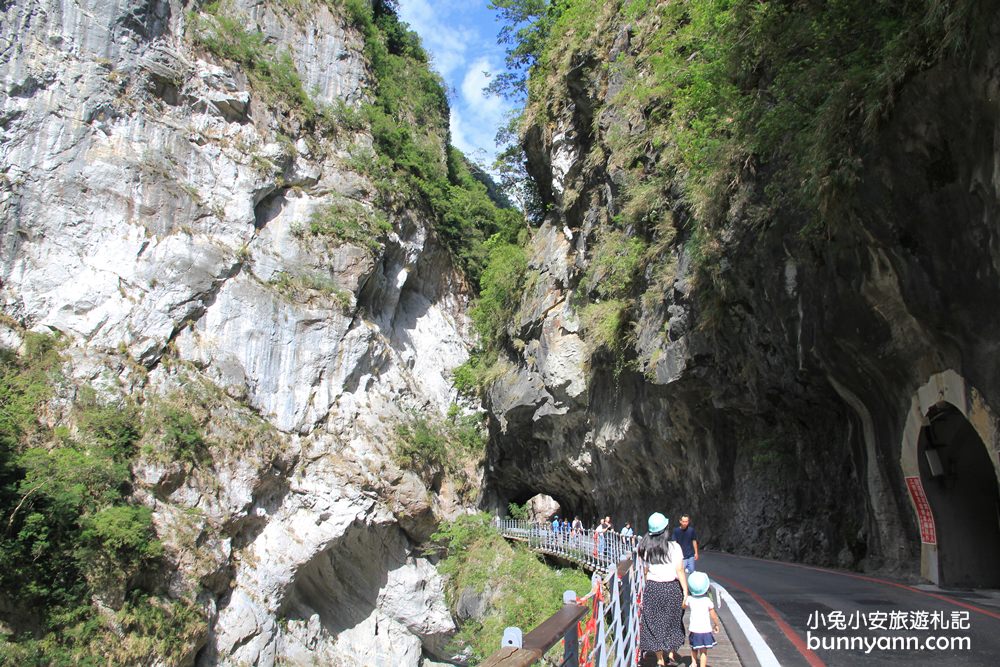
[397,0,516,168]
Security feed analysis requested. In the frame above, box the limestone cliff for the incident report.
[1,0,481,663]
[482,0,1000,582]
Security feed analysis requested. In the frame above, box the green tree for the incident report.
[487,0,565,101]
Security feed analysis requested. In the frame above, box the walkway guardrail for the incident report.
[487,518,646,667]
[493,518,636,574]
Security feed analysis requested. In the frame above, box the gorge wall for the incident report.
[5,0,1000,663]
[1,0,487,663]
[482,0,1000,580]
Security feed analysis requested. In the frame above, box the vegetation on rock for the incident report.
[394,409,486,497]
[0,335,205,663]
[190,1,316,118]
[485,0,978,358]
[452,235,530,395]
[344,0,525,284]
[430,513,591,662]
[518,0,977,234]
[302,197,393,254]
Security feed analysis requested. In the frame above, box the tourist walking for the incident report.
[672,513,699,573]
[601,516,614,560]
[570,515,583,549]
[594,516,608,560]
[685,571,720,667]
[639,512,689,666]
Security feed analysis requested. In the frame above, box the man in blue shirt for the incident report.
[672,514,699,573]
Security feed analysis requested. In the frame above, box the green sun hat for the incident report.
[689,571,711,596]
[647,512,668,535]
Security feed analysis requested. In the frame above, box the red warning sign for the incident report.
[905,476,937,545]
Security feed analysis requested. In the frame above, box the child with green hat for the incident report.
[685,571,720,667]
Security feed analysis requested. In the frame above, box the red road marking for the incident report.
[712,572,826,667]
[715,551,1000,622]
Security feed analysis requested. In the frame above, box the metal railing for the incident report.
[488,518,647,667]
[493,518,637,574]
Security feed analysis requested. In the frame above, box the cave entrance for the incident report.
[918,402,1000,588]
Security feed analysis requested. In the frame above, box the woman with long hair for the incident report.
[639,512,689,666]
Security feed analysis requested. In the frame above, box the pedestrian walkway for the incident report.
[493,518,747,667]
[635,588,744,667]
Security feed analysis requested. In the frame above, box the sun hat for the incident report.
[688,571,710,597]
[647,512,668,535]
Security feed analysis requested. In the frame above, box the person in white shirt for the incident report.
[638,512,689,667]
[594,517,608,560]
[685,571,721,667]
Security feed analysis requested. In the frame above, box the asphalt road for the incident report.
[699,551,1000,666]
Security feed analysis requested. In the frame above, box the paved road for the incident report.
[700,551,1000,666]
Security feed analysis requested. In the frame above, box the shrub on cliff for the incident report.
[189,3,315,117]
[452,237,530,395]
[431,513,592,662]
[394,410,485,499]
[0,336,206,662]
[469,240,529,349]
[302,197,393,254]
[580,228,645,301]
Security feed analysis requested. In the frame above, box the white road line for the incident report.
[713,582,782,667]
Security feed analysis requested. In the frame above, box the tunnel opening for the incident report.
[918,402,1000,588]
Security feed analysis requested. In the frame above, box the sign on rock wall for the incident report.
[905,476,937,545]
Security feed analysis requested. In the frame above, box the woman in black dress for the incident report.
[639,512,689,666]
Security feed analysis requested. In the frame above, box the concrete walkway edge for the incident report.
[713,582,780,667]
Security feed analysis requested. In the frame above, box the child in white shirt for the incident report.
[686,571,720,667]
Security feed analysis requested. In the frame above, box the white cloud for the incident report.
[449,108,476,157]
[451,107,500,176]
[461,57,505,117]
[397,0,438,36]
[454,57,514,163]
[398,0,474,79]
[397,1,514,166]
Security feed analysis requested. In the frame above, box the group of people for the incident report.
[547,514,642,562]
[549,515,582,534]
[639,512,718,667]
[538,508,715,666]
[548,514,637,542]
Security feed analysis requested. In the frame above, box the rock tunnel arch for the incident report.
[901,370,1000,587]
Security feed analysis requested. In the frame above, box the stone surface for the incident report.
[483,4,1000,576]
[0,1,473,664]
[526,493,560,523]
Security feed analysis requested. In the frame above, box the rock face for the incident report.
[1,0,472,663]
[526,493,560,523]
[484,5,1000,578]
